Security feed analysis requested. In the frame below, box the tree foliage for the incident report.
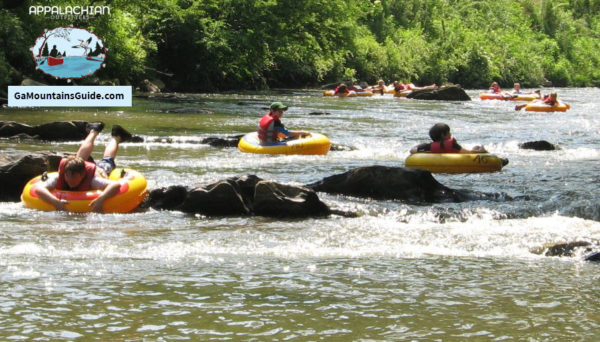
[1,0,600,91]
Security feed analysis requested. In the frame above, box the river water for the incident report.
[1,88,599,340]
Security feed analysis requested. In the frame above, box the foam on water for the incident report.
[3,201,598,263]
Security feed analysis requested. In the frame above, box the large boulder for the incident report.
[0,120,88,141]
[0,121,37,137]
[143,185,189,210]
[138,79,161,93]
[253,180,330,217]
[179,179,251,216]
[145,175,330,218]
[35,121,88,141]
[407,85,471,101]
[307,166,465,203]
[0,152,62,201]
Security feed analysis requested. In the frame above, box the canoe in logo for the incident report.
[31,27,106,79]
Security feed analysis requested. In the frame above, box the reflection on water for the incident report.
[1,88,600,339]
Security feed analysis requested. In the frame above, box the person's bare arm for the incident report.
[34,185,68,210]
[89,181,121,212]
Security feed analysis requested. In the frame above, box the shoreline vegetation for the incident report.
[2,0,600,95]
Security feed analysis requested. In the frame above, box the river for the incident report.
[1,88,599,340]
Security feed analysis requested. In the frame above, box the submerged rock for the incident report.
[518,140,557,151]
[146,135,242,147]
[201,135,243,147]
[543,241,592,257]
[329,143,356,151]
[584,251,600,262]
[159,107,213,114]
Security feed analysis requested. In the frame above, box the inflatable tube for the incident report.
[355,90,374,97]
[370,85,395,95]
[21,168,148,213]
[238,132,330,155]
[525,100,570,112]
[479,93,540,101]
[323,90,357,97]
[394,90,412,97]
[323,90,373,97]
[405,153,506,174]
[513,94,541,101]
[382,85,395,94]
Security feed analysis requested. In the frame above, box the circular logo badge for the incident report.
[31,27,106,79]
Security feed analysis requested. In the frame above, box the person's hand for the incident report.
[89,198,104,213]
[472,145,488,153]
[53,199,68,211]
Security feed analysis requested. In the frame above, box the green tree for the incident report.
[42,43,49,57]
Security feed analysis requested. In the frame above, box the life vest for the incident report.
[258,113,277,142]
[334,86,349,94]
[430,138,460,153]
[56,158,96,191]
[542,95,557,105]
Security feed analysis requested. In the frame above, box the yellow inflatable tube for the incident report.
[21,168,148,213]
[513,94,541,101]
[369,85,395,95]
[525,100,570,112]
[238,132,331,155]
[405,153,506,174]
[393,90,412,97]
[323,90,373,97]
[479,93,540,101]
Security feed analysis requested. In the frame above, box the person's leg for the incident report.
[76,130,99,160]
[97,125,132,175]
[97,137,119,176]
[77,122,104,160]
[102,136,120,159]
[103,125,132,159]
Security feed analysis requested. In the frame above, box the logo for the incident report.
[29,6,110,21]
[31,27,107,80]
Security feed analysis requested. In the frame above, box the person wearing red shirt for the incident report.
[34,123,133,212]
[258,102,309,145]
[410,123,487,154]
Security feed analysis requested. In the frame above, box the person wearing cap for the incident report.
[258,102,309,144]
